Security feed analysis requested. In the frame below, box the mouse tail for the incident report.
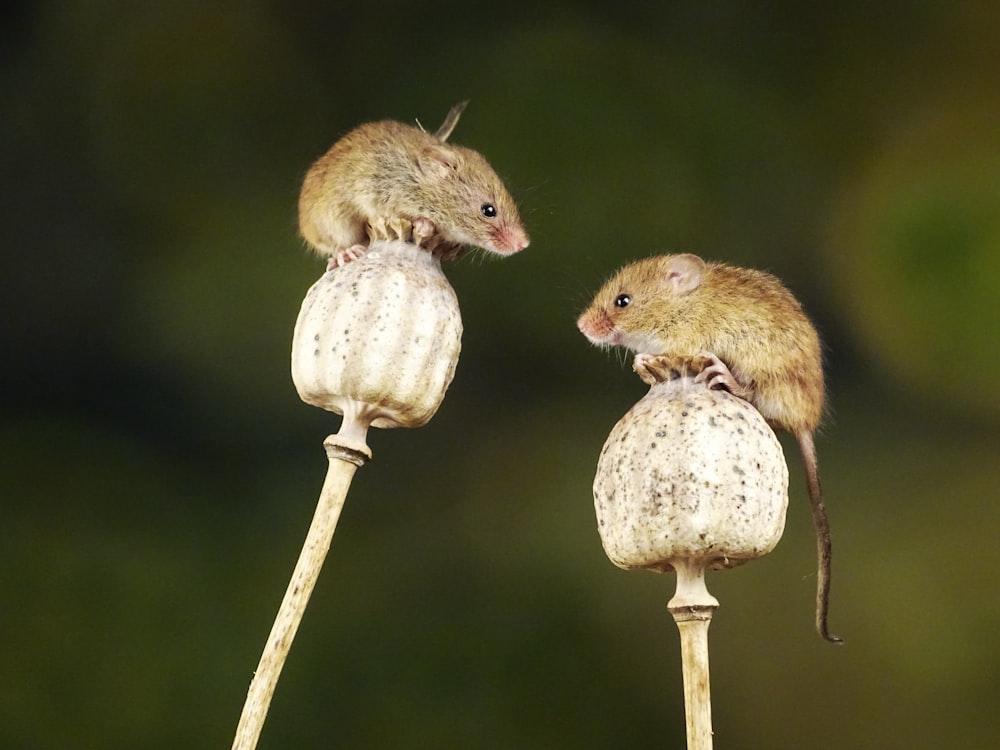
[797,430,843,645]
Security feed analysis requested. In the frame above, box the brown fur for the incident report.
[298,107,528,261]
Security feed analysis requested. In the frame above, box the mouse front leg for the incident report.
[412,217,436,246]
[379,216,417,244]
[695,351,754,401]
[412,217,463,261]
[632,352,663,385]
[632,353,703,385]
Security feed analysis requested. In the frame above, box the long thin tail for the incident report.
[797,431,843,644]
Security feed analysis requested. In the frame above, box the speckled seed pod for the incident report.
[291,240,463,429]
[594,373,789,572]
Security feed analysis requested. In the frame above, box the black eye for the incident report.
[615,294,632,308]
[481,203,497,218]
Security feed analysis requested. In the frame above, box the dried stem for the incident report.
[667,560,719,750]
[231,417,372,750]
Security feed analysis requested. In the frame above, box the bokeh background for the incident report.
[3,1,999,748]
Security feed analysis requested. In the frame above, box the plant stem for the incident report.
[231,422,372,750]
[667,560,718,750]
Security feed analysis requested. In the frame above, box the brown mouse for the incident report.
[298,101,529,268]
[577,252,841,644]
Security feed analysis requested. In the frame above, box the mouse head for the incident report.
[416,143,529,256]
[577,253,707,353]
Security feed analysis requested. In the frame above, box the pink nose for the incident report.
[500,226,529,254]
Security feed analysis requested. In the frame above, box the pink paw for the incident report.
[412,217,436,246]
[327,245,367,270]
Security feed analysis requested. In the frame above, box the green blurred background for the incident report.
[3,1,999,748]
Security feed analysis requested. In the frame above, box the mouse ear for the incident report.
[418,145,460,179]
[662,254,706,295]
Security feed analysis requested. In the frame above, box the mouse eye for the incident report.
[481,203,497,218]
[615,294,632,308]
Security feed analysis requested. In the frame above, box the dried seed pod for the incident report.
[291,239,463,430]
[594,359,789,573]
[234,240,464,750]
[592,356,790,750]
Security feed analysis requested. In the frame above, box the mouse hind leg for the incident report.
[694,351,755,401]
[326,245,367,270]
[303,211,369,270]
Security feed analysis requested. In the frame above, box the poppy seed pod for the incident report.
[291,239,463,431]
[594,360,789,574]
[234,240,464,750]
[592,356,790,750]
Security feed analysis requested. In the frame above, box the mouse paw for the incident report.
[633,353,706,384]
[632,353,661,385]
[386,217,413,243]
[694,351,753,400]
[327,245,367,270]
[412,217,437,247]
[367,217,390,242]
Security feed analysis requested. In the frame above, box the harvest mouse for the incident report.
[298,101,529,269]
[577,253,841,644]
